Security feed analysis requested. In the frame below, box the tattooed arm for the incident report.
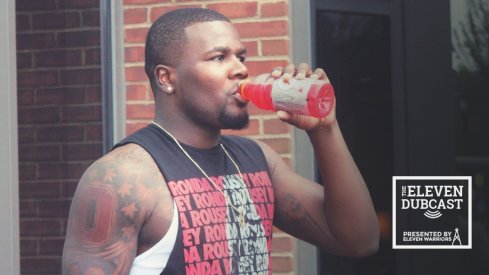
[62,144,173,274]
[258,63,379,257]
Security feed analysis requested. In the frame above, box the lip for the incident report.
[231,82,249,104]
[233,92,249,106]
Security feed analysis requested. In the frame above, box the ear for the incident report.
[154,65,176,94]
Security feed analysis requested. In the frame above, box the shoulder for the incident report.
[222,135,282,173]
[75,143,169,224]
[63,143,172,273]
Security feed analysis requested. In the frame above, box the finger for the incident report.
[271,66,283,78]
[296,63,311,80]
[282,64,296,82]
[311,68,327,80]
[276,110,292,121]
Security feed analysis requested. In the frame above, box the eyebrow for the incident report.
[205,46,247,56]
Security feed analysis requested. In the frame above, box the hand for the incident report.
[270,63,337,131]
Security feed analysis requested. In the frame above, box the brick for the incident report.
[17,70,58,88]
[20,182,61,199]
[125,28,148,43]
[62,143,102,161]
[16,0,56,11]
[16,33,56,50]
[258,138,291,154]
[20,220,63,237]
[86,124,103,141]
[20,239,38,256]
[125,66,147,82]
[18,106,60,124]
[262,39,289,56]
[150,5,202,22]
[127,84,149,100]
[264,118,290,134]
[125,0,171,5]
[248,102,274,116]
[20,257,61,274]
[19,200,38,218]
[37,125,85,142]
[126,103,155,120]
[244,60,288,76]
[125,8,147,24]
[16,14,31,31]
[207,2,258,19]
[235,20,288,38]
[262,2,289,18]
[17,52,33,69]
[38,162,89,180]
[60,68,101,85]
[19,144,60,162]
[36,87,85,105]
[85,86,102,103]
[17,89,35,106]
[271,256,294,273]
[57,30,101,47]
[39,238,65,255]
[18,126,37,143]
[272,235,294,253]
[61,105,102,123]
[82,10,101,27]
[61,180,79,198]
[18,163,37,181]
[125,46,145,63]
[58,0,99,9]
[38,200,72,218]
[61,219,68,234]
[35,50,82,67]
[32,12,81,30]
[85,48,101,65]
[242,41,258,57]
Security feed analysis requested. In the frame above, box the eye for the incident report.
[212,55,225,62]
[238,55,246,63]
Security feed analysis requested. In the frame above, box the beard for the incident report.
[181,96,249,130]
[218,106,249,130]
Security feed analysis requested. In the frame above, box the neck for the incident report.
[153,116,221,149]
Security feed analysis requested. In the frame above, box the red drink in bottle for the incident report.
[239,78,335,118]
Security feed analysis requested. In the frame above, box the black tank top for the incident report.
[116,124,275,275]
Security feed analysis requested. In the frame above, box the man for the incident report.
[62,8,379,274]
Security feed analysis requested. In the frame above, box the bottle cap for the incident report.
[239,79,250,99]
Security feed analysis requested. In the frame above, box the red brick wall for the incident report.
[16,0,103,273]
[123,1,296,274]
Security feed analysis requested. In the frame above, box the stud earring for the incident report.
[167,86,173,93]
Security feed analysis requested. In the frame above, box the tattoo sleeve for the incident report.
[63,146,166,275]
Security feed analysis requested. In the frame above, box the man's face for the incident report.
[171,21,249,130]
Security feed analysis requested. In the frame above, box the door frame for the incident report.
[289,1,320,273]
[0,0,20,273]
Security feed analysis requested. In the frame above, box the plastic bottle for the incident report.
[239,78,335,118]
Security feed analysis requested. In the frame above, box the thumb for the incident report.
[276,110,302,128]
[276,110,293,122]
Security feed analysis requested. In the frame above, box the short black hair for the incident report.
[145,8,231,92]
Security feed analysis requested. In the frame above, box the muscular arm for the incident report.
[62,144,171,274]
[259,63,379,257]
[260,120,379,257]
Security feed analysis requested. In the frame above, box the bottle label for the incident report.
[271,78,313,115]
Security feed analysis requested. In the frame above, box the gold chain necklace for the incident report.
[151,121,247,228]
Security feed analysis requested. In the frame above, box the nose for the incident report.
[230,56,248,80]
